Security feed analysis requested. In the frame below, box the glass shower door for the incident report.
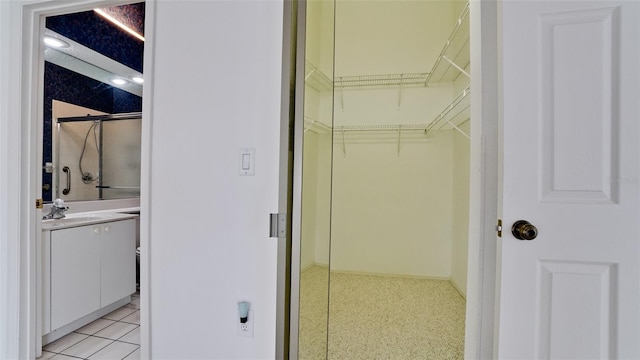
[100,117,141,199]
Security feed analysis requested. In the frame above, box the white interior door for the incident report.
[499,0,640,358]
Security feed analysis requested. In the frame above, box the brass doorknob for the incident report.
[511,220,538,240]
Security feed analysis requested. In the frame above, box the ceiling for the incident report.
[46,2,145,72]
[44,2,145,96]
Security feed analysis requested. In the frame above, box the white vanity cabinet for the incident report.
[46,218,136,335]
[50,224,101,330]
[100,221,136,305]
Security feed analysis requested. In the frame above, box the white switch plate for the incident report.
[238,148,255,176]
[237,310,254,337]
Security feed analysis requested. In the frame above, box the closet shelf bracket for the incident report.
[442,55,470,79]
[445,119,470,140]
[425,86,471,139]
[398,75,403,108]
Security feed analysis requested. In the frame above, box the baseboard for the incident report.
[301,262,328,273]
[302,266,466,298]
[450,279,467,299]
[329,268,450,281]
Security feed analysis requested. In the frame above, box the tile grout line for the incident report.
[119,345,141,360]
[40,297,140,360]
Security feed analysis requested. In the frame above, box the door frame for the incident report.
[466,0,500,358]
[287,0,501,358]
[0,1,153,358]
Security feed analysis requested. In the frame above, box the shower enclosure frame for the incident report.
[55,111,142,200]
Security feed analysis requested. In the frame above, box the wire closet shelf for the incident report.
[305,2,471,151]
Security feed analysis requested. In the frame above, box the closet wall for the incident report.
[330,0,470,285]
[452,120,470,295]
[330,132,455,277]
[300,0,334,271]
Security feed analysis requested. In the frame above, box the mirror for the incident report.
[298,0,335,358]
[42,3,145,203]
[298,0,470,357]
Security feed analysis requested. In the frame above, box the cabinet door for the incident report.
[51,225,101,330]
[100,219,136,306]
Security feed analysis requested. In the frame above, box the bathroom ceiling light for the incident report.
[44,36,69,48]
[131,76,144,84]
[111,78,127,85]
[94,8,145,42]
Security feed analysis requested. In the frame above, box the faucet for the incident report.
[42,198,69,220]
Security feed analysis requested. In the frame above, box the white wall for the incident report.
[318,0,473,283]
[300,0,334,271]
[148,1,284,358]
[330,131,454,277]
[301,130,332,270]
[0,0,20,357]
[451,120,470,296]
[306,0,334,78]
[334,0,456,75]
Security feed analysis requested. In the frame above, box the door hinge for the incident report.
[36,198,44,209]
[496,219,502,237]
[269,213,287,238]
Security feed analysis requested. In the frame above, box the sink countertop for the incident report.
[42,211,139,231]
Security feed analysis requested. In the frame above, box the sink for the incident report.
[42,212,137,230]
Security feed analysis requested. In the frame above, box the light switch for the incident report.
[242,154,251,170]
[239,148,255,176]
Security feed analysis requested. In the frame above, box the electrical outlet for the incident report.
[237,310,254,337]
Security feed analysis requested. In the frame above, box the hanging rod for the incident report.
[57,112,142,123]
[334,73,429,88]
[425,2,470,85]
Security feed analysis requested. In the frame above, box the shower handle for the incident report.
[62,166,71,195]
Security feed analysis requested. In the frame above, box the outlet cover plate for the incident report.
[237,310,254,337]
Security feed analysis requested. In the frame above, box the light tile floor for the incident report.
[39,293,140,360]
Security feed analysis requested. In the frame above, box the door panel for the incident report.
[500,1,640,358]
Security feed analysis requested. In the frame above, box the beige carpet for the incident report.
[298,266,466,359]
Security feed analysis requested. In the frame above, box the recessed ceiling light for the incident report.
[111,78,127,85]
[44,36,69,48]
[131,76,144,84]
